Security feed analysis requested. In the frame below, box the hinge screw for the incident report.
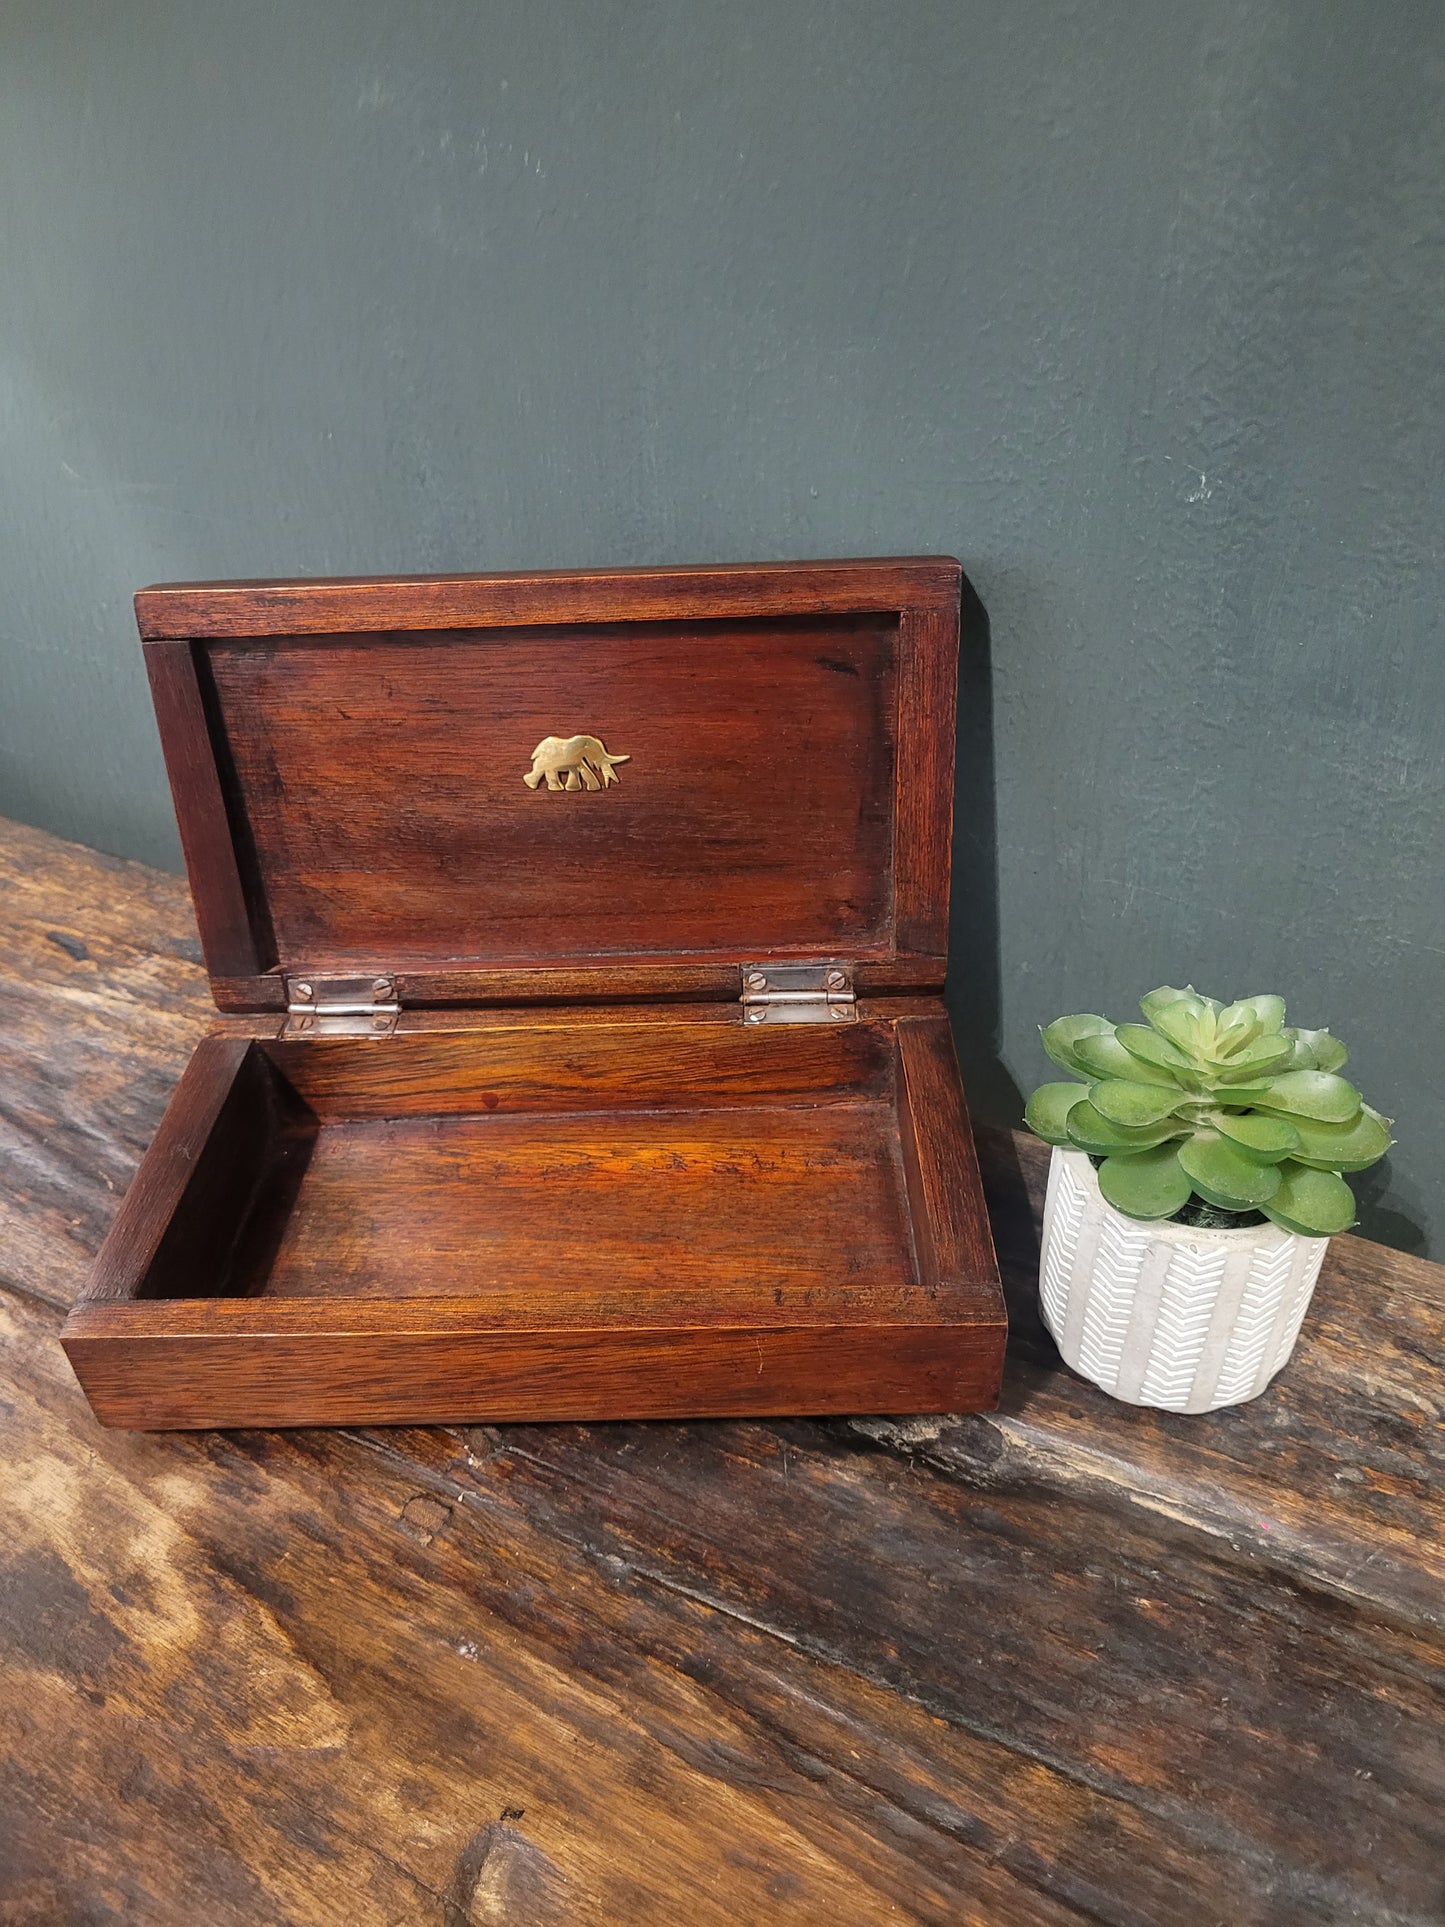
[373,976,393,998]
[830,1003,852,1018]
[746,1006,767,1023]
[372,1012,391,1030]
[293,1012,314,1031]
[746,971,768,990]
[295,982,314,1000]
[826,969,847,989]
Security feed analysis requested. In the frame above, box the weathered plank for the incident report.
[0,817,205,1311]
[0,815,1441,1925]
[3,1289,1093,1926]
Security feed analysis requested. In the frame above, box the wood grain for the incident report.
[61,1323,1004,1433]
[205,956,950,1014]
[134,554,962,637]
[143,638,271,979]
[202,616,899,968]
[79,1033,255,1303]
[239,1104,915,1300]
[144,558,962,1005]
[3,816,1442,1924]
[62,1014,1006,1427]
[264,1015,893,1117]
[896,1013,999,1299]
[893,603,958,956]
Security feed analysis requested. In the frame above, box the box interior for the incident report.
[135,1019,928,1309]
[199,613,901,971]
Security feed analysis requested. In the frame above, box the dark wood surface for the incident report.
[3,816,1442,1925]
[141,559,959,1004]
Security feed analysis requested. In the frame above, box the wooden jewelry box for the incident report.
[61,557,1005,1429]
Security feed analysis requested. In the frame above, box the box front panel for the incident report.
[63,1324,1006,1429]
[200,614,898,970]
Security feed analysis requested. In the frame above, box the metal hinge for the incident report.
[283,973,400,1036]
[740,961,856,1025]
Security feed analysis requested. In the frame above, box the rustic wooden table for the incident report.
[2,816,1441,1927]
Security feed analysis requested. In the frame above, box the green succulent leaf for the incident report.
[1040,1014,1115,1078]
[1177,1129,1283,1208]
[1205,1084,1274,1108]
[1089,1080,1191,1127]
[1286,1026,1348,1074]
[1032,990,1387,1215]
[1209,1111,1301,1163]
[1262,1162,1357,1237]
[1286,1104,1393,1173]
[1138,985,1199,1023]
[1216,994,1286,1044]
[1064,1101,1185,1156]
[1141,983,1222,1021]
[1114,1023,1194,1074]
[1148,992,1215,1056]
[1070,1028,1179,1086]
[1023,1081,1089,1144]
[1214,1015,1263,1056]
[1214,1035,1294,1081]
[1097,1145,1195,1220]
[1252,1070,1363,1123]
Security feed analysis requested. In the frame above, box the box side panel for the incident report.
[896,1015,1003,1296]
[79,1036,255,1305]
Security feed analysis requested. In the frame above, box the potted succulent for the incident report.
[1024,986,1391,1412]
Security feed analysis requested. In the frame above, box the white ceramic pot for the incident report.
[1039,1147,1330,1413]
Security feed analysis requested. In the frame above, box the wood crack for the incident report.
[847,1412,1444,1639]
[345,1428,1425,1924]
[595,1545,1402,1922]
[0,1271,71,1320]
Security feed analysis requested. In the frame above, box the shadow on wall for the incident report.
[1352,1160,1428,1257]
[945,573,1021,1128]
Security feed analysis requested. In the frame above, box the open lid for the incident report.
[138,557,961,1012]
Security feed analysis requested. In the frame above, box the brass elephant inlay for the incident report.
[522,733,631,792]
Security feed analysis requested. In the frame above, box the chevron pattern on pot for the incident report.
[1076,1212,1152,1393]
[1138,1242,1230,1407]
[1039,1148,1333,1412]
[1270,1238,1329,1376]
[1212,1236,1298,1406]
[1040,1152,1089,1332]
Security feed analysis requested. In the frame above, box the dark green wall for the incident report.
[3,1,1441,1254]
